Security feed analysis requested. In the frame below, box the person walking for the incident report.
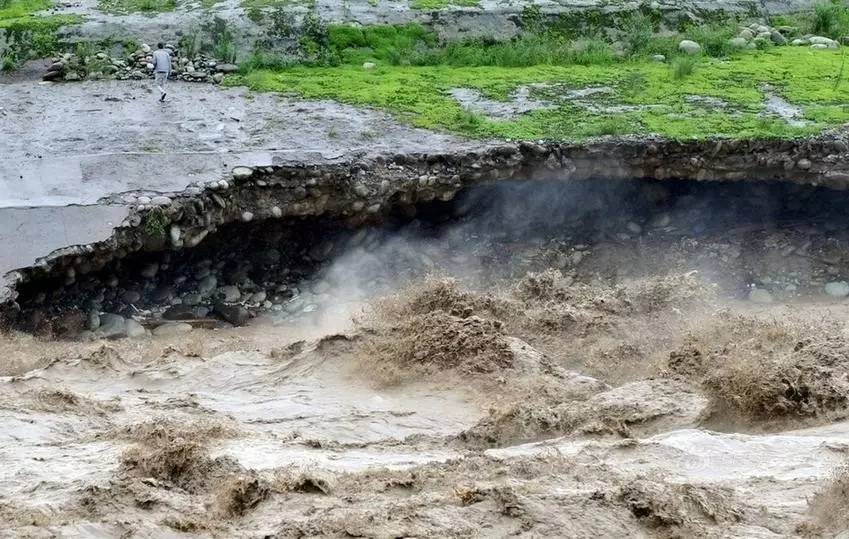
[152,43,172,102]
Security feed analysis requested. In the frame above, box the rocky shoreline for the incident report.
[42,42,237,83]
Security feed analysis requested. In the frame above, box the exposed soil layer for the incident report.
[10,175,849,339]
[6,129,849,306]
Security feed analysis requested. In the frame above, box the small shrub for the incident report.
[686,21,737,57]
[1,51,17,71]
[204,17,237,62]
[143,208,168,238]
[520,4,544,33]
[671,55,696,79]
[569,37,614,65]
[213,35,237,63]
[239,48,293,72]
[178,31,202,57]
[201,16,238,62]
[455,109,483,132]
[585,116,632,136]
[811,0,849,38]
[620,70,647,97]
[622,12,654,55]
[246,6,263,23]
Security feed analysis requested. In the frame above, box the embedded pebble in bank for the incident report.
[125,319,146,337]
[626,222,642,234]
[150,196,172,206]
[824,281,849,297]
[140,263,159,279]
[311,281,331,294]
[214,302,250,326]
[87,311,100,331]
[748,288,773,303]
[122,290,142,303]
[98,313,126,338]
[218,285,241,302]
[232,166,254,180]
[198,275,218,294]
[152,322,193,336]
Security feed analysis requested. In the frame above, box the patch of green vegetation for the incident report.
[97,0,174,14]
[239,48,293,71]
[0,12,79,29]
[686,21,737,57]
[410,0,478,9]
[239,0,312,9]
[245,5,263,23]
[143,207,168,238]
[0,0,49,20]
[812,0,849,38]
[287,18,749,70]
[327,22,436,64]
[671,55,695,79]
[772,0,849,39]
[0,3,82,68]
[229,47,845,141]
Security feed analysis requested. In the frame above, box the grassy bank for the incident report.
[223,6,849,141]
[231,46,849,141]
[1,0,82,68]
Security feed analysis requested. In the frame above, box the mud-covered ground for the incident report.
[0,79,477,207]
[4,179,849,537]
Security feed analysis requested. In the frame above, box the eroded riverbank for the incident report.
[3,167,849,535]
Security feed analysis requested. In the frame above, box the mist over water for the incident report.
[278,177,844,330]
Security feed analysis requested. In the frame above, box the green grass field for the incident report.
[231,46,849,141]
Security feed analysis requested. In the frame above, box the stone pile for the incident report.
[678,21,841,54]
[42,42,239,83]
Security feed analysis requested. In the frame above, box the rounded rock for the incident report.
[748,288,773,304]
[728,37,748,49]
[825,281,849,297]
[125,319,146,338]
[150,196,171,206]
[232,166,254,180]
[198,275,218,294]
[678,40,701,55]
[153,322,193,337]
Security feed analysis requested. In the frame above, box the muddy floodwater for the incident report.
[3,178,849,537]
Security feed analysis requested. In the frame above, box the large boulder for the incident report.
[728,37,748,49]
[215,63,238,73]
[770,31,788,45]
[214,302,250,326]
[810,36,840,48]
[679,40,701,55]
[98,313,126,339]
